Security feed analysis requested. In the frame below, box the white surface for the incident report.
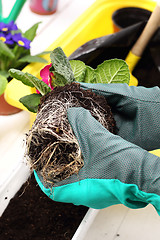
[0,158,30,216]
[73,204,160,240]
[0,111,30,216]
[0,0,95,216]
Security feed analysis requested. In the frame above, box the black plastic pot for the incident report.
[112,7,152,32]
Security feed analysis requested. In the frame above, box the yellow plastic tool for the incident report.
[126,2,160,86]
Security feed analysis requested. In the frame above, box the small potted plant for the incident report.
[0,20,48,115]
[9,47,129,185]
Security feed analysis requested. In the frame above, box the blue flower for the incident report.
[0,32,14,44]
[0,21,18,32]
[12,33,31,49]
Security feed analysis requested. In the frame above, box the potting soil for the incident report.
[27,82,116,186]
[0,174,88,240]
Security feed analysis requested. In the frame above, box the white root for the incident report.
[25,84,113,186]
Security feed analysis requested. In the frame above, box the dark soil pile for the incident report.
[26,82,116,186]
[0,174,88,240]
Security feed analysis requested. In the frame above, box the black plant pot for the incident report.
[112,7,152,32]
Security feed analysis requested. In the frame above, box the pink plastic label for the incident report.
[30,0,58,14]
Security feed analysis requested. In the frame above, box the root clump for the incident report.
[26,82,116,186]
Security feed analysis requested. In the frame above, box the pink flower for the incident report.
[36,63,54,94]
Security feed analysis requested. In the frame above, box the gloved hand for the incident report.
[34,83,160,214]
[79,82,160,151]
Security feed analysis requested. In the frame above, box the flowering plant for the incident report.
[9,47,129,113]
[0,21,48,96]
[36,63,54,94]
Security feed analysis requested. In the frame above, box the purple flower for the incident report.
[0,21,18,32]
[12,33,31,49]
[0,32,14,44]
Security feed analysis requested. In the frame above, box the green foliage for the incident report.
[70,60,86,82]
[95,59,129,84]
[19,93,41,113]
[18,55,48,63]
[0,40,15,59]
[10,47,130,113]
[50,47,75,86]
[0,21,48,95]
[23,22,41,41]
[0,74,8,96]
[70,59,130,84]
[85,66,96,83]
[9,69,51,95]
[0,70,10,78]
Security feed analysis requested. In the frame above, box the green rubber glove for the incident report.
[34,83,160,214]
[79,83,160,151]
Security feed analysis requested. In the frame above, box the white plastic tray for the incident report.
[72,204,160,240]
[0,111,30,216]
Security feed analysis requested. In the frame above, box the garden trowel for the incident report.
[125,2,160,86]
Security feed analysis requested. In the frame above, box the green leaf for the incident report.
[36,51,52,56]
[95,59,130,84]
[18,55,48,63]
[69,58,129,84]
[19,93,41,113]
[0,70,9,79]
[0,74,8,96]
[51,72,68,87]
[50,47,75,86]
[70,60,86,82]
[84,66,96,83]
[9,68,51,95]
[9,68,34,87]
[0,40,15,59]
[24,22,41,41]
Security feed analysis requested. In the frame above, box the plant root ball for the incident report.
[26,82,116,186]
